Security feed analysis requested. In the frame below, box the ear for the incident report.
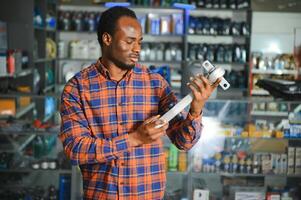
[102,32,112,46]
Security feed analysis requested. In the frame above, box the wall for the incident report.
[251,12,301,54]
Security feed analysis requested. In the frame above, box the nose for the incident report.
[133,41,141,53]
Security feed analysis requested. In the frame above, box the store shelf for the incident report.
[45,27,56,32]
[143,34,183,42]
[17,134,36,152]
[251,89,270,96]
[43,111,56,123]
[252,69,297,75]
[58,58,96,62]
[140,61,182,68]
[187,34,247,44]
[42,84,55,93]
[0,92,61,98]
[192,172,301,178]
[0,130,59,136]
[221,136,301,141]
[190,8,250,14]
[34,58,56,63]
[0,102,36,120]
[167,171,188,176]
[0,134,36,153]
[0,68,33,78]
[250,110,288,117]
[0,168,72,174]
[59,4,183,14]
[16,102,36,119]
[34,26,45,31]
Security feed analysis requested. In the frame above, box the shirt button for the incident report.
[119,121,125,125]
[118,102,123,106]
[120,162,125,166]
[120,182,124,185]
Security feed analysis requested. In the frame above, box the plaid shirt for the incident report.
[59,60,203,200]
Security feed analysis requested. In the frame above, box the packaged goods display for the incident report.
[192,143,300,175]
[188,17,250,36]
[0,1,300,200]
[58,10,183,35]
[188,43,248,64]
[140,43,182,62]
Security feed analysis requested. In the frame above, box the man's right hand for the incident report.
[128,115,169,147]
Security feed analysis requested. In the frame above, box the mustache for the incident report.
[130,53,140,58]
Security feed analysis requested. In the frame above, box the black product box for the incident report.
[0,21,7,50]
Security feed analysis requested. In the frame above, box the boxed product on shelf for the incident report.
[144,13,183,35]
[0,98,16,116]
[193,189,209,200]
[0,50,7,76]
[295,147,301,174]
[287,147,295,174]
[168,144,178,172]
[17,86,31,107]
[0,20,7,49]
[290,123,301,138]
[261,154,273,174]
[147,13,160,35]
[7,49,23,75]
[235,192,265,200]
[46,38,57,59]
[171,14,184,35]
[138,15,146,34]
[160,15,172,35]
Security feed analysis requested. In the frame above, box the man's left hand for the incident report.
[187,75,221,117]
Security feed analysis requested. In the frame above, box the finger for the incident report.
[144,115,160,125]
[187,83,200,98]
[150,131,166,140]
[191,77,205,92]
[198,75,211,89]
[212,78,221,88]
[154,119,169,129]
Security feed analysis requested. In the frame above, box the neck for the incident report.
[100,57,128,81]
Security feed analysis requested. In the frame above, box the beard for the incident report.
[109,55,135,71]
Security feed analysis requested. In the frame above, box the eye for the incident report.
[126,40,134,44]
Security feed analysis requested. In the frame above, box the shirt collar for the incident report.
[96,58,134,82]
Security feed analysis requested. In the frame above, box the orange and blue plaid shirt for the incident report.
[59,59,203,199]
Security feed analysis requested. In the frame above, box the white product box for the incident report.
[193,189,209,200]
[281,154,287,174]
[262,154,272,174]
[235,192,265,200]
[295,147,301,156]
[287,147,295,174]
[269,194,280,200]
[295,157,301,174]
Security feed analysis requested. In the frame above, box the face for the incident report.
[104,16,142,70]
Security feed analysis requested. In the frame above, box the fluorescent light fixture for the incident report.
[265,42,282,54]
[104,2,131,8]
[172,3,196,10]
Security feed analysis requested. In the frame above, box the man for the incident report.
[59,6,220,200]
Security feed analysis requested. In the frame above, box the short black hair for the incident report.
[97,6,137,46]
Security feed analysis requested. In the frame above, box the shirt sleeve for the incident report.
[158,78,203,151]
[59,78,131,165]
